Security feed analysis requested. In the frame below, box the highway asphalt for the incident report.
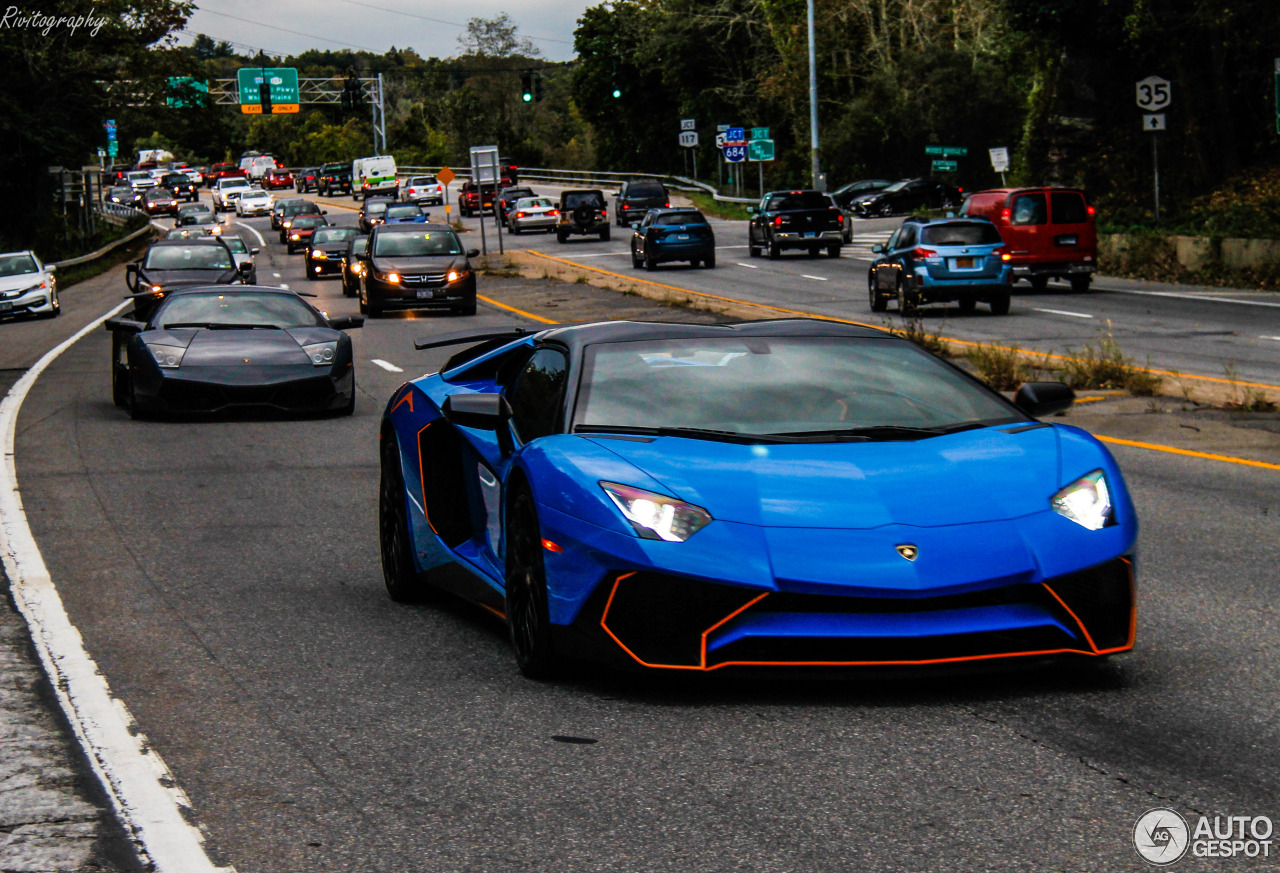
[3,191,1279,871]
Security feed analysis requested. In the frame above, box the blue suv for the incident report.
[868,217,1013,315]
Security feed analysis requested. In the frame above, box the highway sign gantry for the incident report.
[236,67,300,114]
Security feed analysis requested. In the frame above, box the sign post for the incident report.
[437,166,456,223]
[988,146,1009,185]
[469,145,499,256]
[716,124,729,189]
[1135,75,1171,222]
[747,132,775,199]
[724,127,746,196]
[678,129,699,178]
[1275,59,1280,134]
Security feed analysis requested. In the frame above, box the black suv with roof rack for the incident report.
[318,162,352,197]
[556,189,610,243]
[613,179,670,227]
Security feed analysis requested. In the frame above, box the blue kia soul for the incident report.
[868,217,1013,315]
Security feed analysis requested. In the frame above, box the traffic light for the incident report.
[259,82,272,114]
[533,72,544,102]
[342,75,363,111]
[611,77,621,99]
[520,71,533,103]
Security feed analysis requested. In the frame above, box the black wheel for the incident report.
[1029,276,1049,292]
[808,245,820,258]
[868,272,887,312]
[505,488,560,678]
[704,252,715,268]
[556,229,568,244]
[957,296,977,314]
[305,264,317,280]
[768,241,780,260]
[989,291,1011,315]
[455,297,477,316]
[630,245,642,269]
[690,258,700,269]
[644,251,656,271]
[342,278,355,298]
[1070,275,1091,293]
[368,295,384,318]
[897,279,919,316]
[748,243,761,257]
[879,202,894,217]
[600,226,611,242]
[358,291,368,314]
[111,359,128,408]
[509,224,520,235]
[342,373,356,416]
[827,245,841,258]
[379,432,427,602]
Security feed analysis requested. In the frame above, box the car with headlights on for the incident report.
[270,197,305,230]
[235,188,274,217]
[358,196,395,233]
[161,172,199,202]
[284,214,329,254]
[305,226,360,280]
[630,207,715,270]
[142,188,180,216]
[357,223,478,317]
[104,286,363,418]
[341,234,368,297]
[125,170,157,193]
[378,319,1136,678]
[0,251,59,319]
[869,217,1013,315]
[107,186,143,208]
[175,211,223,235]
[277,201,325,242]
[212,178,253,212]
[125,238,251,321]
[507,196,558,234]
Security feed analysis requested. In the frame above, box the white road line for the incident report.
[1111,288,1280,309]
[371,358,404,372]
[737,263,759,269]
[559,252,629,259]
[802,275,829,281]
[279,283,289,289]
[1033,307,1094,319]
[1261,336,1280,342]
[272,272,281,278]
[234,221,265,247]
[0,303,235,873]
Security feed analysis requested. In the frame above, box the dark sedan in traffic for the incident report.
[125,238,251,320]
[306,227,361,279]
[630,208,715,270]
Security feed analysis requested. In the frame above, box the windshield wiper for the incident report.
[776,422,987,441]
[162,322,281,330]
[575,424,795,445]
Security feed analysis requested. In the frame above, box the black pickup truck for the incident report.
[747,190,846,259]
[318,162,353,197]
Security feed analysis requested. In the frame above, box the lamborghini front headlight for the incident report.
[1052,470,1114,530]
[600,482,712,542]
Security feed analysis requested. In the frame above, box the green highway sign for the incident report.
[931,159,958,172]
[750,127,770,141]
[107,141,118,158]
[236,67,300,114]
[747,139,775,161]
[167,77,209,108]
[924,145,968,157]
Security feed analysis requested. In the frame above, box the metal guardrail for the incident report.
[52,205,154,269]
[396,166,758,205]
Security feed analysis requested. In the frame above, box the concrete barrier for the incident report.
[1101,232,1280,273]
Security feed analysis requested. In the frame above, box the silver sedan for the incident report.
[507,197,558,234]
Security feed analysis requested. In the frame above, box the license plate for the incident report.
[1056,235,1078,246]
[804,231,816,238]
[416,290,432,299]
[677,234,689,240]
[0,303,11,312]
[955,257,975,269]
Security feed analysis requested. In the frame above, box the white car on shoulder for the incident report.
[0,251,59,318]
[507,196,559,234]
[213,178,253,212]
[235,188,274,217]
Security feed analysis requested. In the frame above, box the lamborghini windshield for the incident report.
[153,292,323,329]
[574,336,1023,440]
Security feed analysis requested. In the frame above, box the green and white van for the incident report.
[352,156,398,201]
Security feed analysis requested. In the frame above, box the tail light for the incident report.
[912,248,937,258]
[835,212,844,223]
[1086,205,1096,216]
[622,204,629,210]
[1001,207,1011,221]
[515,212,525,218]
[602,209,608,217]
[664,202,670,208]
[774,216,783,226]
[549,209,559,217]
[994,246,1011,261]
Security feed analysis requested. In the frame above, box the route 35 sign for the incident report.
[1135,76,1171,111]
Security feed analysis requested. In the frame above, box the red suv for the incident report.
[262,167,294,190]
[960,187,1097,292]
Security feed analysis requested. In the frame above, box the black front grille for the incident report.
[1044,558,1133,650]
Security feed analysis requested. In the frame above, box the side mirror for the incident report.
[46,265,56,273]
[442,392,514,455]
[328,315,364,330]
[746,205,757,215]
[238,261,254,275]
[321,210,328,215]
[1014,382,1075,418]
[250,247,260,255]
[466,249,480,259]
[104,316,146,334]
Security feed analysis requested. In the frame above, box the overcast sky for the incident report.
[178,0,591,62]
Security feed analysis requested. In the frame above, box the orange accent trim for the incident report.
[480,603,507,621]
[699,593,770,668]
[541,538,563,553]
[598,572,1130,671]
[391,391,413,414]
[1041,583,1100,653]
[415,421,439,536]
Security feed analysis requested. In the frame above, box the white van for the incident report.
[352,156,398,200]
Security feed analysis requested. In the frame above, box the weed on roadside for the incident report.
[889,316,948,356]
[1061,331,1161,395]
[1222,363,1278,411]
[966,343,1030,390]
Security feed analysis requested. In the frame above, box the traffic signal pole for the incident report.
[807,0,821,190]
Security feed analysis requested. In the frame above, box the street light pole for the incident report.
[807,0,821,190]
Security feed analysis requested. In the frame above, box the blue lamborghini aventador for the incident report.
[379,319,1137,677]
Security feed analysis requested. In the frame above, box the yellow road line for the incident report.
[1098,436,1280,471]
[477,294,558,324]
[529,250,1280,393]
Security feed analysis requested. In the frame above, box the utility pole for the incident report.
[807,0,821,190]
